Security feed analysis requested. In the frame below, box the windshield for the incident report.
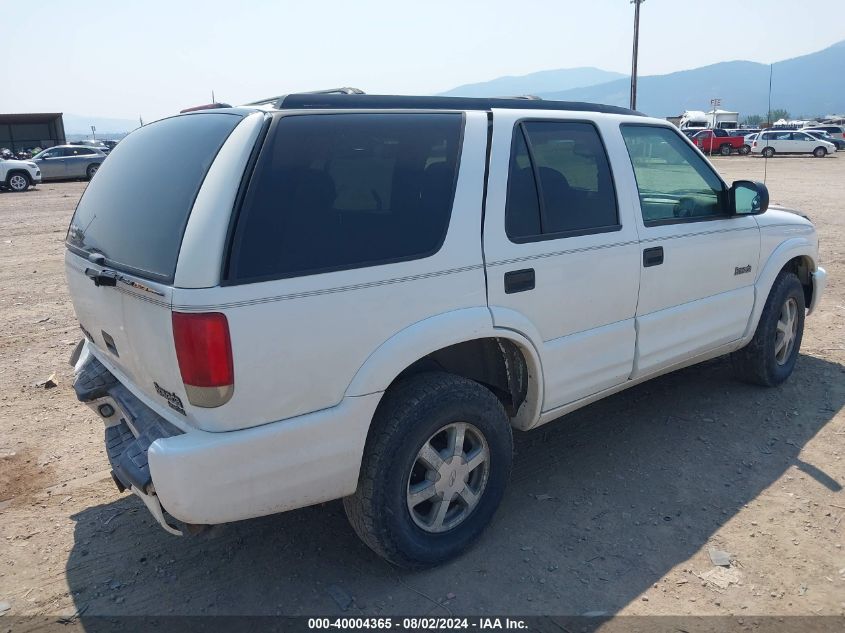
[66,112,242,282]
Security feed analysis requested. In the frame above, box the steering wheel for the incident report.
[673,197,696,218]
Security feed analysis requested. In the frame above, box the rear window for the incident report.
[66,112,242,282]
[226,112,463,283]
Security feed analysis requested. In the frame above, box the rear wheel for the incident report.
[719,144,731,156]
[813,146,827,158]
[739,144,751,155]
[6,172,30,192]
[732,271,805,387]
[86,163,100,180]
[344,372,513,568]
[762,147,775,158]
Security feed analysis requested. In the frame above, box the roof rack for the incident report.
[244,87,365,108]
[271,93,643,117]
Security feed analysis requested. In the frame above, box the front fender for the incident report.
[344,307,545,430]
[746,237,819,339]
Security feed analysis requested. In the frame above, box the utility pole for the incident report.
[629,0,644,111]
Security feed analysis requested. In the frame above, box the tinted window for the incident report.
[505,127,541,238]
[620,125,726,224]
[227,113,462,282]
[74,147,95,155]
[505,121,618,240]
[67,113,241,282]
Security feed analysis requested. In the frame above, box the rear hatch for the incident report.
[65,111,244,424]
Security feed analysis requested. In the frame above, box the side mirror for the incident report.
[730,180,768,215]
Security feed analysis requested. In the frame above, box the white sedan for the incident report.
[752,130,837,158]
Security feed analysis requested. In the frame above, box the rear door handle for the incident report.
[643,246,664,267]
[504,268,535,294]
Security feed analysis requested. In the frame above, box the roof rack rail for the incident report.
[244,87,366,108]
[496,95,543,100]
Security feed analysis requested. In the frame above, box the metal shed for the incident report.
[0,113,66,153]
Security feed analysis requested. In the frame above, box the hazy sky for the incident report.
[3,0,843,122]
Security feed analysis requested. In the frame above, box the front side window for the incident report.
[620,125,727,224]
[505,121,618,241]
[227,113,463,282]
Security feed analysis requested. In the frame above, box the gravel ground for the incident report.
[0,155,843,619]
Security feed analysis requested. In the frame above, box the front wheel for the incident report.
[813,147,827,158]
[719,144,732,156]
[7,172,30,192]
[86,163,100,180]
[732,271,805,386]
[344,372,513,568]
[762,147,775,158]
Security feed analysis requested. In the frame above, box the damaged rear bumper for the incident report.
[73,350,184,535]
[71,341,381,533]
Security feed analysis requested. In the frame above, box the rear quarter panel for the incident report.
[172,111,491,432]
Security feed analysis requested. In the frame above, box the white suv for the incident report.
[0,155,41,192]
[66,92,827,567]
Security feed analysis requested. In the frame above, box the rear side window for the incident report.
[227,113,463,283]
[67,113,242,282]
[505,120,619,241]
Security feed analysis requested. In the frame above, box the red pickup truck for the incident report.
[690,129,748,156]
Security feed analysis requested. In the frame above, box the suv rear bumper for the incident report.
[73,345,380,532]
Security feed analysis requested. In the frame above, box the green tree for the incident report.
[769,109,790,121]
[743,114,764,126]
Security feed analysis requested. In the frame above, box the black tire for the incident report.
[719,144,732,156]
[813,146,827,158]
[6,171,30,192]
[732,271,805,387]
[344,372,513,568]
[739,144,751,155]
[762,147,775,158]
[86,163,101,180]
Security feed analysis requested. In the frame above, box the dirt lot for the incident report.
[1,156,844,620]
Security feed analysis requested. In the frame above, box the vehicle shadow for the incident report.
[64,353,844,618]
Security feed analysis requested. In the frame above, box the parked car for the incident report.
[32,145,106,180]
[691,128,748,155]
[0,153,41,192]
[70,139,112,154]
[752,130,836,157]
[805,130,845,150]
[66,93,827,568]
[801,125,844,140]
[742,133,759,155]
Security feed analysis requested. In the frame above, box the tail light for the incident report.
[172,312,234,408]
[752,141,757,147]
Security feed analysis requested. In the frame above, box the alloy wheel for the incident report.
[774,297,798,365]
[406,422,490,533]
[9,175,27,191]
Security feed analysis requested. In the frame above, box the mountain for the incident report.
[440,67,626,98]
[439,40,845,119]
[537,40,845,118]
[63,114,139,135]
